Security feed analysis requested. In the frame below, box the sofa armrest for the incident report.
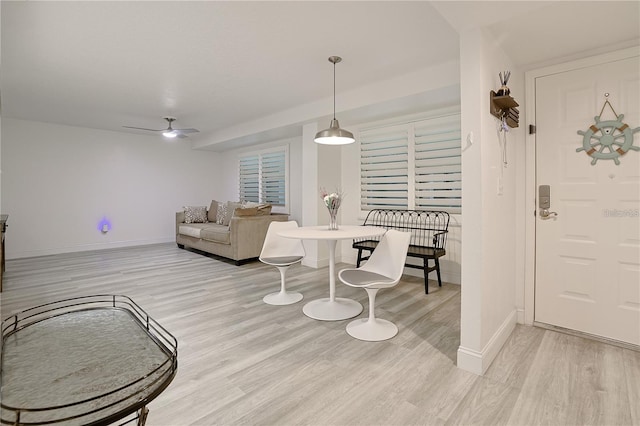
[229,214,289,259]
[176,211,185,235]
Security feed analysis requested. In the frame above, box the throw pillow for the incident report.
[183,206,208,224]
[207,200,219,223]
[224,202,243,225]
[216,203,228,225]
[256,204,273,215]
[233,206,259,216]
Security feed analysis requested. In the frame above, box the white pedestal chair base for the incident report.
[262,264,304,306]
[303,297,363,321]
[346,317,398,341]
[263,291,303,306]
[338,230,412,342]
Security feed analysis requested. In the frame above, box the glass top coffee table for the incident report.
[0,295,178,426]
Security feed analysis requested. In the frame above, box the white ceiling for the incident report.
[2,1,639,151]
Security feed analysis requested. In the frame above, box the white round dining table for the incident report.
[278,225,386,321]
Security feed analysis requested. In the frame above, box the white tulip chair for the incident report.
[338,230,411,341]
[260,221,306,305]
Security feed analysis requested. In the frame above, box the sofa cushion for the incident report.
[179,224,205,238]
[200,224,231,244]
[207,200,219,223]
[183,206,208,224]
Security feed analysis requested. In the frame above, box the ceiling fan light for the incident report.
[163,130,178,138]
[314,119,355,145]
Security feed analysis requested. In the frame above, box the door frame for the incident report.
[523,46,640,326]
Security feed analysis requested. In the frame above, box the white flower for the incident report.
[320,187,344,210]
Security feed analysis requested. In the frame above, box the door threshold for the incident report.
[534,321,640,352]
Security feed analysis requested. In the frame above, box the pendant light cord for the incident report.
[333,61,336,120]
[313,56,354,144]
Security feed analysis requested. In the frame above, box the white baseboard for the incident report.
[456,346,484,376]
[457,309,517,375]
[7,237,175,260]
[301,257,329,269]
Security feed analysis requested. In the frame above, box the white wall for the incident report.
[457,28,523,375]
[2,118,223,259]
[300,122,320,268]
[314,139,343,267]
[0,112,3,215]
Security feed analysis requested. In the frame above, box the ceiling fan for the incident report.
[123,117,199,139]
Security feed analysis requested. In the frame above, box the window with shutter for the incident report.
[261,151,286,206]
[238,146,288,209]
[239,155,260,203]
[414,115,462,214]
[359,112,461,214]
[359,124,409,210]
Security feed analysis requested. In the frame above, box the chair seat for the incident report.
[260,255,304,266]
[340,270,395,287]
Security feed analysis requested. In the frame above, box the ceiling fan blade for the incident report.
[123,126,164,132]
[177,133,188,139]
[175,128,200,134]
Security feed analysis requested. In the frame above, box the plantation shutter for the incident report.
[238,148,287,207]
[238,155,260,203]
[261,150,286,206]
[414,114,462,214]
[359,125,409,210]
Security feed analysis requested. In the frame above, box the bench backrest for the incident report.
[359,209,449,249]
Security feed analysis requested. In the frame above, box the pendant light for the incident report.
[314,56,355,145]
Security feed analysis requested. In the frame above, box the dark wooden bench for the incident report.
[353,209,450,294]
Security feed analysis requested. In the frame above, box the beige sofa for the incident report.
[176,202,288,264]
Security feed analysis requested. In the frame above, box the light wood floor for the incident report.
[1,243,638,425]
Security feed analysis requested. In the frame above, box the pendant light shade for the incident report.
[314,56,354,145]
[314,118,355,145]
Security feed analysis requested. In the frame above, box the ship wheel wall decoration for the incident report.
[577,95,640,165]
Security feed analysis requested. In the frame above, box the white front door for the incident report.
[534,54,640,345]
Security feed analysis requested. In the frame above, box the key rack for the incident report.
[490,90,519,128]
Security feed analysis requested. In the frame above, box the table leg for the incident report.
[327,239,336,302]
[137,405,149,426]
[302,239,363,321]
